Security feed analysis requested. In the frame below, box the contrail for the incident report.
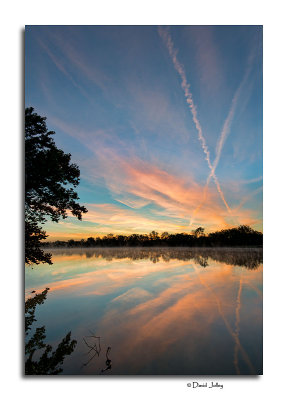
[195,40,258,215]
[205,49,256,191]
[158,26,231,215]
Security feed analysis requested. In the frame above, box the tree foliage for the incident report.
[192,227,205,237]
[25,107,87,265]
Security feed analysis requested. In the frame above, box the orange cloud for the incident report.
[45,149,261,240]
[45,110,261,236]
[89,149,259,231]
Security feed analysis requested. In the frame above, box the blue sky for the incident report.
[25,25,263,239]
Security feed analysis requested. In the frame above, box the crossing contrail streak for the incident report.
[193,265,255,374]
[194,42,258,216]
[158,26,231,215]
[205,49,256,192]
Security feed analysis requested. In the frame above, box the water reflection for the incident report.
[82,332,101,367]
[101,347,112,374]
[25,248,263,375]
[48,247,262,269]
[25,288,77,375]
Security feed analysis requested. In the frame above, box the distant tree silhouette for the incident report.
[25,107,87,265]
[149,231,159,242]
[192,227,205,237]
[43,225,263,249]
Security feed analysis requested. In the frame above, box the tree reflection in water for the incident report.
[51,247,263,270]
[25,288,77,375]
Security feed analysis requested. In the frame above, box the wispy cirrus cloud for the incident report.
[26,26,262,239]
[37,38,93,103]
[239,176,263,185]
[45,165,261,241]
[124,78,190,144]
[158,26,262,227]
[84,149,260,231]
[44,130,261,239]
[234,186,263,213]
[47,29,110,93]
[83,203,189,233]
[43,114,261,236]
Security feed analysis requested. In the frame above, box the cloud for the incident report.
[44,110,261,237]
[82,203,190,234]
[158,27,261,224]
[37,114,262,239]
[124,79,190,144]
[47,116,126,165]
[93,146,260,228]
[234,186,263,212]
[239,176,263,185]
[47,29,110,93]
[37,38,93,103]
[43,141,261,240]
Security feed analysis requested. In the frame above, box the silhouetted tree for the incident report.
[192,227,205,237]
[25,107,87,265]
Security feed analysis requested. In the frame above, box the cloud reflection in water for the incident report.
[25,248,262,375]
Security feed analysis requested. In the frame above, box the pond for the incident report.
[25,248,263,375]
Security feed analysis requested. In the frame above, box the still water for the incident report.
[25,248,263,375]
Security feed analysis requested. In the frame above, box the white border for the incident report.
[1,1,287,399]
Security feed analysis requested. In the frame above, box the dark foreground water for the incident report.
[25,248,263,375]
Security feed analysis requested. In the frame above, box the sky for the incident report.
[25,25,263,240]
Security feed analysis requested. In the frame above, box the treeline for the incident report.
[44,225,263,248]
